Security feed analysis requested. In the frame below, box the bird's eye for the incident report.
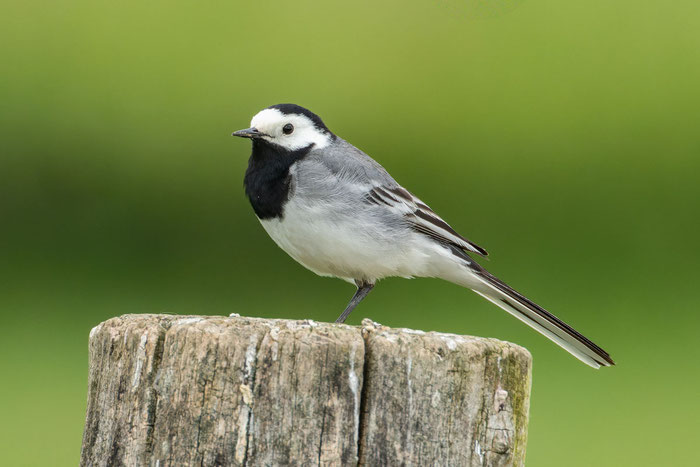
[282,123,294,135]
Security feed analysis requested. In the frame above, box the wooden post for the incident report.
[81,314,531,466]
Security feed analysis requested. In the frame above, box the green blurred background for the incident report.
[1,0,699,465]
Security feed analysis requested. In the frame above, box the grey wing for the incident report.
[308,138,488,257]
[365,185,488,257]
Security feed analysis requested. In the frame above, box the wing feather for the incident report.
[366,185,488,257]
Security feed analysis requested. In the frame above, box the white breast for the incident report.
[258,195,443,284]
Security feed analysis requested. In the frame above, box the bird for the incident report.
[232,103,614,369]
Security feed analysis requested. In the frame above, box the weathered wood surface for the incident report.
[81,314,531,466]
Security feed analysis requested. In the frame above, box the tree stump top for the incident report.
[81,314,532,466]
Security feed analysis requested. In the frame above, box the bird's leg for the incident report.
[335,281,375,323]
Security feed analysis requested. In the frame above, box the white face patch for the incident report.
[250,108,331,151]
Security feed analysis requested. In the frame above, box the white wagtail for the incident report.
[233,104,614,368]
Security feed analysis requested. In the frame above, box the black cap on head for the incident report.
[267,103,332,134]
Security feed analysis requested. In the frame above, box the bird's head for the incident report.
[233,104,334,151]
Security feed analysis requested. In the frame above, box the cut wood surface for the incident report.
[81,314,532,466]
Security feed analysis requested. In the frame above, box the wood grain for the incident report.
[81,315,531,466]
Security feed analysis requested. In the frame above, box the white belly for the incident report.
[258,197,437,283]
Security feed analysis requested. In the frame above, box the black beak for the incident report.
[232,127,265,139]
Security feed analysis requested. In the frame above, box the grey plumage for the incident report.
[234,104,614,368]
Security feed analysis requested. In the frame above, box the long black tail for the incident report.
[470,267,614,368]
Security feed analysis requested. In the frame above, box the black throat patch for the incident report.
[243,139,313,220]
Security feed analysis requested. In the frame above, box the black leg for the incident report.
[335,281,375,323]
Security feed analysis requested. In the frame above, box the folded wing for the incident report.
[365,185,488,257]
